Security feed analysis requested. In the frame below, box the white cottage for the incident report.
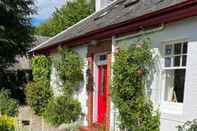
[30,0,197,130]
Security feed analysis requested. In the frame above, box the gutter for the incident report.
[115,24,165,41]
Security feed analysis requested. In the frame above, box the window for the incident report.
[163,42,187,103]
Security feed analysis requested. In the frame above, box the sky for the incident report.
[32,0,66,26]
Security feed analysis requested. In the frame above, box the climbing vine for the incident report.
[52,48,84,96]
[178,119,197,131]
[112,37,160,131]
[44,48,83,125]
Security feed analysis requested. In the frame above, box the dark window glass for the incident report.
[174,56,180,67]
[174,43,182,54]
[174,69,185,102]
[165,57,171,67]
[100,55,107,61]
[183,42,188,54]
[182,55,187,66]
[165,45,172,55]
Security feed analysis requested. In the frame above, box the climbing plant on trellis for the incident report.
[112,37,160,131]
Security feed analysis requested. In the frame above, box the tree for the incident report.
[0,0,35,69]
[35,0,95,36]
[0,0,35,101]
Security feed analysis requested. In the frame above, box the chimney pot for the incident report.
[96,0,114,11]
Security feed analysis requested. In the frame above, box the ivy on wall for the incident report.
[43,48,83,125]
[52,48,84,96]
[112,37,160,131]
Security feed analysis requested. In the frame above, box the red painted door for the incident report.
[97,65,108,124]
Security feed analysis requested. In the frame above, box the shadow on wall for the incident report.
[0,69,32,104]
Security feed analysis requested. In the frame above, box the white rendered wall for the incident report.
[50,63,64,96]
[112,16,197,131]
[73,45,88,126]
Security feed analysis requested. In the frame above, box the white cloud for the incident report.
[33,0,66,20]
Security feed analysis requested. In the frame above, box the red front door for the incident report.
[97,65,108,124]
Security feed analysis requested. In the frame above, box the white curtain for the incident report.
[165,70,177,102]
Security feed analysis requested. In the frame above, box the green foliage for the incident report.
[26,55,52,115]
[32,55,51,81]
[35,0,94,36]
[178,119,197,131]
[64,123,80,131]
[0,89,19,116]
[0,115,15,131]
[0,0,35,106]
[52,48,83,96]
[0,70,32,104]
[112,38,160,131]
[25,80,53,115]
[27,50,83,125]
[43,48,83,126]
[43,96,81,125]
[0,0,35,69]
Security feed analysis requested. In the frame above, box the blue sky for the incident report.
[32,0,66,26]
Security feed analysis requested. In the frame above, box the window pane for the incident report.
[165,45,172,55]
[183,42,188,54]
[174,69,185,102]
[174,56,180,67]
[100,55,107,61]
[182,55,187,66]
[174,43,182,54]
[165,57,171,67]
[165,69,185,103]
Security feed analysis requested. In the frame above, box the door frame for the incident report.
[86,40,112,131]
[93,52,109,123]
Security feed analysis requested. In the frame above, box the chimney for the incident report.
[96,0,114,11]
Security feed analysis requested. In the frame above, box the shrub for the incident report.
[112,37,160,131]
[177,119,197,131]
[43,96,81,125]
[25,80,53,115]
[0,89,19,116]
[32,55,51,81]
[0,115,15,131]
[64,123,80,131]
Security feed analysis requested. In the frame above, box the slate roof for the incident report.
[32,35,50,48]
[31,0,187,52]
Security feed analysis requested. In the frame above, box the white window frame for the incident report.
[160,39,188,114]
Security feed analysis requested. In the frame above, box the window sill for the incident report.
[160,102,183,114]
